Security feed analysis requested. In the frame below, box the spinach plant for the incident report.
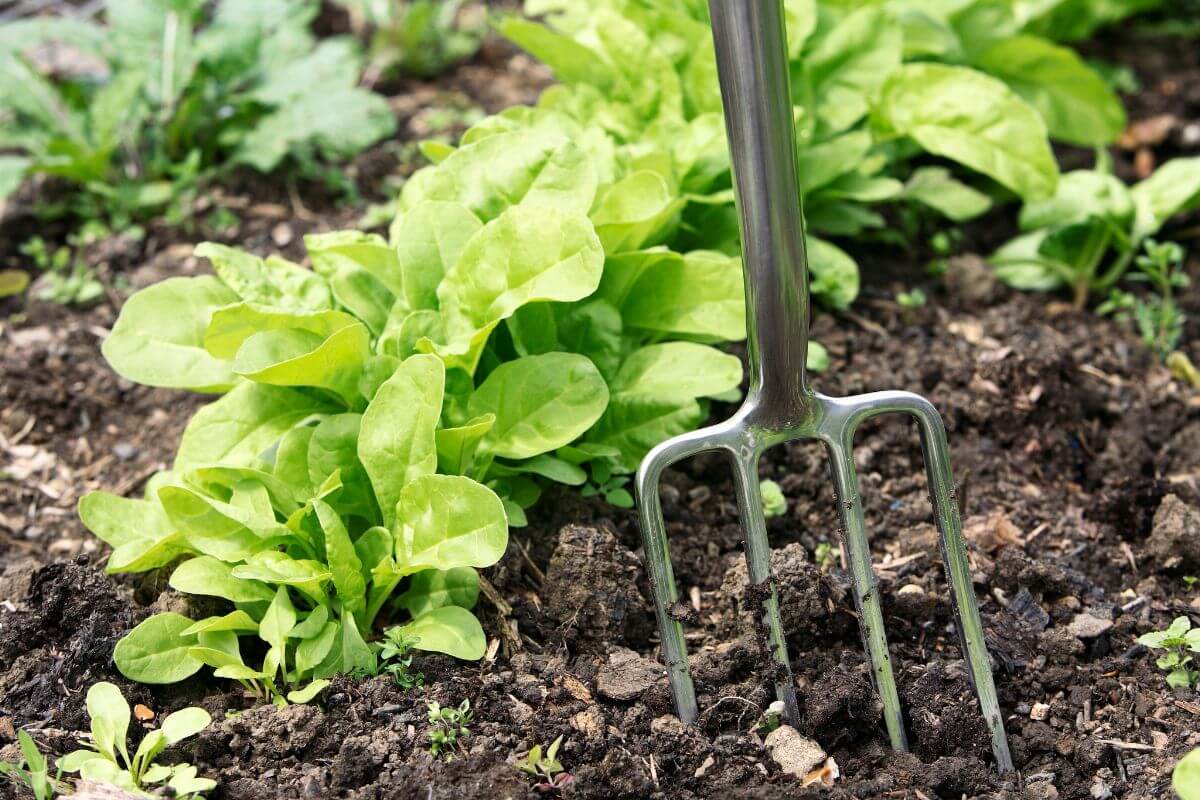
[427,700,472,758]
[57,682,215,799]
[373,627,425,689]
[516,735,572,792]
[1137,616,1200,688]
[0,0,393,229]
[0,730,59,800]
[992,158,1200,307]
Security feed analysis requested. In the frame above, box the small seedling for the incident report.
[1137,616,1200,688]
[814,542,837,572]
[755,700,785,735]
[760,479,787,518]
[1098,239,1189,359]
[896,288,927,309]
[374,628,425,689]
[19,237,103,307]
[57,682,215,798]
[516,735,573,792]
[0,730,60,800]
[1176,747,1200,800]
[581,459,635,509]
[427,700,472,758]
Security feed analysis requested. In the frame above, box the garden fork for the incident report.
[634,0,1013,773]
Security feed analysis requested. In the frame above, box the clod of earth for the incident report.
[1066,611,1115,640]
[763,725,827,778]
[1145,494,1200,569]
[596,647,664,702]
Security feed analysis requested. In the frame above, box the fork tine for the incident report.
[729,451,802,727]
[823,431,909,752]
[900,395,1015,773]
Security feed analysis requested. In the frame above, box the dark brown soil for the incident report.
[2,18,1200,800]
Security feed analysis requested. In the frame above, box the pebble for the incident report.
[596,647,663,701]
[650,714,686,736]
[113,442,137,460]
[1067,612,1114,640]
[763,725,826,778]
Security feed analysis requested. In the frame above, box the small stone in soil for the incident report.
[763,725,826,778]
[596,647,663,701]
[112,442,137,460]
[1067,612,1114,640]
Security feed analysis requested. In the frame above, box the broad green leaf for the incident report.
[86,682,130,765]
[286,680,330,704]
[902,166,992,221]
[233,322,370,405]
[307,414,375,519]
[289,605,330,641]
[398,567,480,617]
[114,613,203,684]
[610,343,742,404]
[590,171,685,253]
[78,491,171,550]
[397,474,508,572]
[1019,169,1132,231]
[314,499,366,612]
[170,556,275,604]
[1130,157,1200,241]
[1174,748,1200,800]
[160,707,210,745]
[359,353,444,529]
[331,267,393,336]
[393,201,482,310]
[186,465,300,515]
[991,229,1060,290]
[588,397,706,469]
[159,486,285,562]
[274,426,315,496]
[556,299,624,379]
[174,382,335,471]
[181,611,260,636]
[195,243,331,311]
[203,303,360,360]
[873,63,1057,201]
[295,621,338,675]
[797,131,874,194]
[259,586,297,652]
[397,128,598,222]
[470,353,609,460]
[491,454,587,485]
[304,230,403,294]
[107,531,193,573]
[340,608,376,673]
[975,34,1123,147]
[437,204,604,349]
[807,236,860,310]
[596,248,681,308]
[623,250,745,340]
[0,155,30,201]
[232,551,331,603]
[805,6,903,135]
[497,17,614,88]
[435,413,495,476]
[102,276,239,392]
[399,605,486,660]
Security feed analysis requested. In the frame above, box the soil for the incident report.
[3,17,1200,800]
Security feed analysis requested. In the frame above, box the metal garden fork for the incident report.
[634,0,1013,773]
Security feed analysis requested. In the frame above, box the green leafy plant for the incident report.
[814,542,837,572]
[1137,616,1200,689]
[341,0,486,79]
[1097,239,1189,359]
[0,0,394,229]
[1176,747,1200,800]
[992,158,1200,307]
[896,288,927,310]
[373,627,425,689]
[760,479,786,519]
[427,699,472,758]
[0,730,60,800]
[57,682,214,799]
[516,735,573,792]
[20,236,104,306]
[755,699,785,735]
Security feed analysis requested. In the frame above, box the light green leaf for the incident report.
[397,475,508,573]
[331,267,393,336]
[797,131,874,194]
[232,551,331,603]
[1174,748,1200,800]
[975,34,1123,147]
[398,567,480,617]
[286,679,331,704]
[78,491,171,550]
[590,171,685,253]
[114,613,203,684]
[160,707,210,745]
[174,382,335,471]
[314,499,366,612]
[195,243,331,311]
[0,155,30,201]
[1130,157,1200,241]
[102,276,240,392]
[610,342,742,404]
[805,6,903,135]
[1019,169,1132,231]
[399,605,486,660]
[203,303,361,360]
[873,63,1058,201]
[259,586,297,652]
[307,413,375,519]
[469,353,609,460]
[902,166,992,221]
[392,201,482,310]
[359,353,444,529]
[171,556,276,604]
[340,608,376,673]
[587,397,705,469]
[86,682,130,765]
[435,413,495,476]
[233,322,370,405]
[807,236,860,311]
[622,250,745,340]
[295,621,339,676]
[180,611,260,636]
[304,230,403,294]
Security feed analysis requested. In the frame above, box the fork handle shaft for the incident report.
[709,0,811,422]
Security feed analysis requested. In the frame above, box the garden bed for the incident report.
[3,14,1200,800]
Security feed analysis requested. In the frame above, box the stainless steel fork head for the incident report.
[633,0,1014,774]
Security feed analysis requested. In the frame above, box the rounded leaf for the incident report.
[160,707,211,745]
[114,613,203,684]
[400,605,487,660]
[399,475,508,572]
